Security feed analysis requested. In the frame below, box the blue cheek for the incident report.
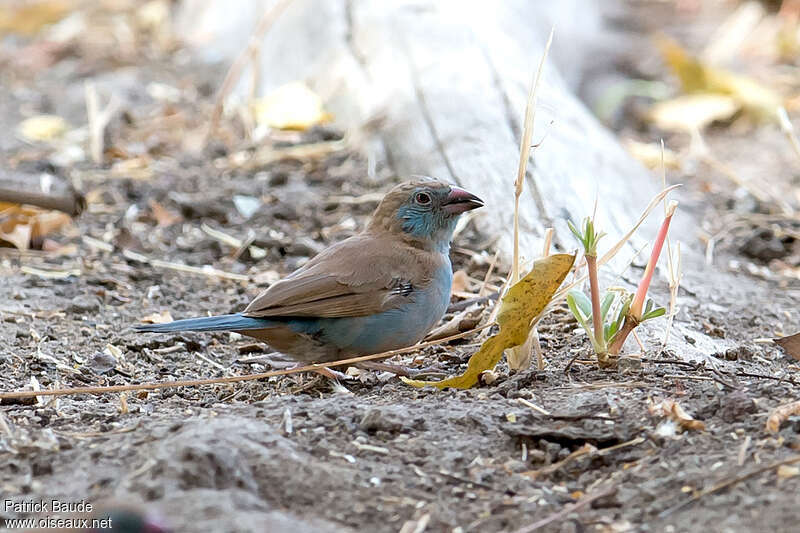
[399,208,433,237]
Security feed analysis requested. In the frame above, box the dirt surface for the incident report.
[2,2,800,533]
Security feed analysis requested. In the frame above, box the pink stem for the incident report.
[630,204,676,319]
[585,255,605,351]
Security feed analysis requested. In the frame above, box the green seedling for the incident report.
[567,202,675,365]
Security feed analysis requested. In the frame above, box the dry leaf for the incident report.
[17,114,68,142]
[148,199,182,227]
[623,139,681,170]
[649,398,706,431]
[0,203,72,250]
[451,270,469,293]
[658,36,781,120]
[648,94,739,132]
[766,400,800,433]
[425,306,483,341]
[140,310,173,324]
[0,0,73,36]
[252,82,332,130]
[777,464,800,479]
[403,253,575,389]
[775,332,800,360]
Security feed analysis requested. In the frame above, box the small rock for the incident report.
[719,390,756,423]
[85,351,117,374]
[617,356,641,374]
[740,229,789,262]
[67,295,101,314]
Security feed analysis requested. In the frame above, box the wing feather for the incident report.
[243,234,437,318]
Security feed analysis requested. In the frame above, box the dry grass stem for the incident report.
[508,29,553,371]
[85,81,120,164]
[0,324,494,401]
[206,0,293,144]
[512,26,554,285]
[778,107,800,164]
[121,249,249,281]
[517,398,551,416]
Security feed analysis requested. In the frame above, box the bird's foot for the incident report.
[356,361,448,379]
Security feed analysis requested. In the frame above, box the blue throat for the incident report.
[396,206,458,253]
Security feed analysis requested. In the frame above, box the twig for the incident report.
[508,28,554,371]
[479,250,500,297]
[0,324,493,400]
[778,107,800,165]
[659,454,800,518]
[205,0,293,145]
[517,397,551,416]
[533,227,554,370]
[737,435,751,467]
[661,140,682,347]
[514,484,617,533]
[122,249,249,281]
[0,186,85,216]
[85,81,120,164]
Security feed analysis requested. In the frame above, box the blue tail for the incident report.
[134,313,273,333]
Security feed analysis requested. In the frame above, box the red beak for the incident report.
[442,186,484,214]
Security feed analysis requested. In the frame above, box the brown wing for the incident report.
[243,234,435,318]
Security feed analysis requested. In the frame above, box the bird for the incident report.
[135,177,483,367]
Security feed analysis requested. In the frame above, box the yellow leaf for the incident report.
[658,36,781,120]
[18,115,69,142]
[766,400,800,434]
[648,398,706,432]
[0,204,71,250]
[648,94,739,132]
[0,0,73,36]
[252,82,332,131]
[140,310,174,324]
[403,253,575,390]
[623,139,681,170]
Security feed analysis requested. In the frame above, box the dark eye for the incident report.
[415,192,431,205]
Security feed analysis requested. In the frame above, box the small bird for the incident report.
[135,177,483,366]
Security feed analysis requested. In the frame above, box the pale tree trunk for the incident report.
[176,0,664,263]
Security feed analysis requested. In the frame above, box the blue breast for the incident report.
[285,258,453,356]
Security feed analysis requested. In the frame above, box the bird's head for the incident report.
[366,177,483,251]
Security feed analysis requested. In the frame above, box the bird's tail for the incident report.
[134,313,272,333]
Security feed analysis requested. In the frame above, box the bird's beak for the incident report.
[442,186,484,214]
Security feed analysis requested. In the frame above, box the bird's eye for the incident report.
[415,192,432,205]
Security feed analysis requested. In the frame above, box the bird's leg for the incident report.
[356,361,448,378]
[258,353,349,379]
[308,365,349,380]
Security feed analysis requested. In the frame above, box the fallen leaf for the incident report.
[148,199,182,227]
[425,305,483,341]
[648,398,705,431]
[104,344,123,358]
[140,310,173,324]
[17,114,68,142]
[658,36,782,120]
[648,94,739,132]
[111,156,153,180]
[252,82,332,130]
[775,332,800,360]
[766,400,800,433]
[0,0,73,36]
[451,269,470,293]
[777,464,800,479]
[623,139,681,170]
[0,203,72,250]
[403,253,575,389]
